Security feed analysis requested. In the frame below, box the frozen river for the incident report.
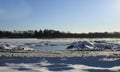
[0,38,120,51]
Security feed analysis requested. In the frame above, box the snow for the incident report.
[0,51,120,72]
[0,38,71,51]
[0,38,120,72]
[0,38,120,51]
[67,40,120,50]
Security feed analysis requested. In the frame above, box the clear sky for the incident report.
[0,0,120,33]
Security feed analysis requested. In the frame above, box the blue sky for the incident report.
[0,0,120,33]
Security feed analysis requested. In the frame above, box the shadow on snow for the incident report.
[0,56,120,72]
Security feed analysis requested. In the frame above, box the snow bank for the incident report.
[66,41,120,50]
[0,43,36,52]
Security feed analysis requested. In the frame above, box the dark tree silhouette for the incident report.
[0,30,120,38]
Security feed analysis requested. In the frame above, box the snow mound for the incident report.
[0,43,36,52]
[66,41,120,50]
[15,46,36,51]
[0,44,17,49]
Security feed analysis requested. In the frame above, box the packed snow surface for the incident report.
[0,51,120,72]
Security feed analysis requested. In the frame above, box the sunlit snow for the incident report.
[0,38,120,72]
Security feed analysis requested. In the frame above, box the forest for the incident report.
[0,29,120,38]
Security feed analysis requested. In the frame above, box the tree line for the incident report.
[0,29,120,38]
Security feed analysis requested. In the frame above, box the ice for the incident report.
[0,38,120,51]
[67,40,120,50]
[0,38,71,51]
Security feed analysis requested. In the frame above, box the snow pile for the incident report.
[66,41,120,50]
[0,43,17,49]
[0,43,36,52]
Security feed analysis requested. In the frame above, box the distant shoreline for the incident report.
[1,37,120,39]
[1,30,120,38]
